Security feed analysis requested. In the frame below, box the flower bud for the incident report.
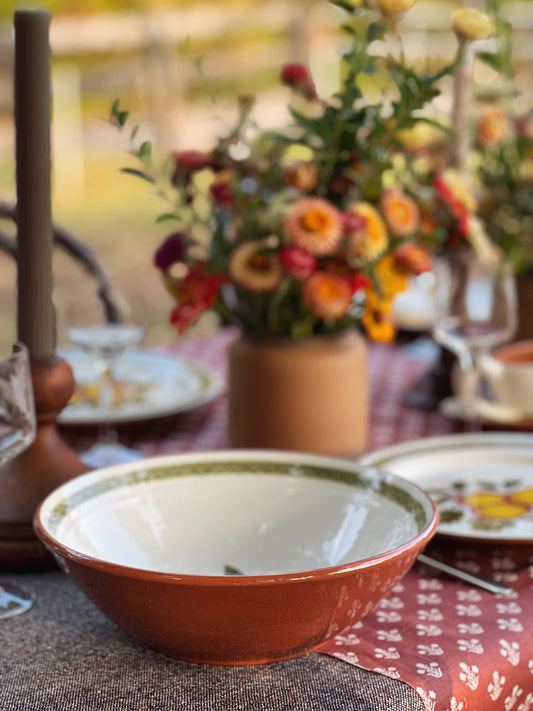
[374,0,417,18]
[280,63,318,101]
[452,8,494,43]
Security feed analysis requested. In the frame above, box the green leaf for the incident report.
[120,167,155,183]
[155,212,178,223]
[224,564,243,575]
[138,141,152,162]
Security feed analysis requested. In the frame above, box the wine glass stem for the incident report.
[460,356,481,433]
[97,361,118,445]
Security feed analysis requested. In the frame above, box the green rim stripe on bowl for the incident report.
[47,461,428,535]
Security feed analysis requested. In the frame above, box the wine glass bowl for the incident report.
[0,342,37,618]
[432,251,518,429]
[64,288,146,467]
[0,343,36,465]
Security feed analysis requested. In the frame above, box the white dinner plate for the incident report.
[360,433,533,544]
[58,349,225,426]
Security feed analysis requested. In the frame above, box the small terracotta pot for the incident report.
[228,329,368,456]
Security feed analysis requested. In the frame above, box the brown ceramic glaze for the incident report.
[33,451,439,665]
[228,329,368,456]
[38,543,428,665]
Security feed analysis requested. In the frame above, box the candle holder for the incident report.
[0,353,89,570]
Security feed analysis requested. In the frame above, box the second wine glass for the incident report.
[432,251,518,431]
[65,288,146,467]
[0,342,36,618]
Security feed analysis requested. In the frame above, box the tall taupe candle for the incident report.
[14,9,55,360]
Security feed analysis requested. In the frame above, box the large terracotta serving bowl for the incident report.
[34,450,438,665]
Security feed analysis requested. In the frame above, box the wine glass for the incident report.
[0,342,36,619]
[64,288,146,468]
[432,251,518,431]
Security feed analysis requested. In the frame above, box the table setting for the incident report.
[2,1,533,709]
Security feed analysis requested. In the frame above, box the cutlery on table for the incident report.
[418,553,513,595]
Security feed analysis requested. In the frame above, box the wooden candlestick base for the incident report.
[0,353,90,570]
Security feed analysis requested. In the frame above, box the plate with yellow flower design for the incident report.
[360,433,533,544]
[57,349,224,426]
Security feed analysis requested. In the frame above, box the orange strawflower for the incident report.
[381,189,421,237]
[477,107,507,145]
[229,241,282,292]
[282,162,318,192]
[393,242,432,275]
[284,198,342,255]
[302,272,352,320]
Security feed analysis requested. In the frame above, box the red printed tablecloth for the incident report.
[129,329,533,710]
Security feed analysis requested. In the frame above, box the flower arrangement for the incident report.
[112,0,499,342]
[470,1,533,273]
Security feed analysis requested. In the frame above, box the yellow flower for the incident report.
[229,241,282,292]
[361,289,396,342]
[302,273,352,320]
[374,0,417,17]
[396,123,446,154]
[346,202,389,261]
[374,254,409,299]
[381,189,421,237]
[452,9,494,43]
[284,197,342,256]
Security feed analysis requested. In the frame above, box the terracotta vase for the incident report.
[228,328,368,457]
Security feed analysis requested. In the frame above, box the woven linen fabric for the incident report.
[1,571,425,711]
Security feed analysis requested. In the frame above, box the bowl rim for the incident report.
[33,449,440,585]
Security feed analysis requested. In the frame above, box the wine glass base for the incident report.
[80,442,143,469]
[0,583,35,620]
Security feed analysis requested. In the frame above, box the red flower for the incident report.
[169,263,227,334]
[322,260,369,294]
[341,210,367,235]
[280,63,318,101]
[279,246,317,280]
[153,233,187,271]
[350,273,370,293]
[172,150,213,172]
[434,177,470,237]
[210,171,235,207]
[171,150,214,188]
[210,181,234,207]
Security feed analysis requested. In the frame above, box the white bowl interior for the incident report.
[39,453,433,576]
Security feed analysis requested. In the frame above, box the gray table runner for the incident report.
[1,571,425,711]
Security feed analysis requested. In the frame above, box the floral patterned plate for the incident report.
[360,432,533,544]
[57,349,224,426]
